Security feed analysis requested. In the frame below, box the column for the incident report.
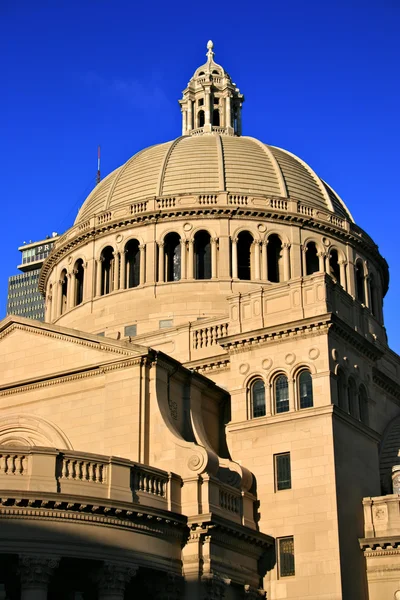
[231,238,238,279]
[181,110,186,135]
[201,574,231,600]
[225,95,231,128]
[339,260,347,291]
[318,251,325,272]
[211,238,218,279]
[364,275,371,309]
[96,258,103,297]
[301,246,307,277]
[120,251,126,290]
[187,100,192,132]
[113,252,120,291]
[283,243,291,281]
[180,239,187,280]
[51,281,58,320]
[237,104,242,135]
[158,242,165,283]
[19,555,59,600]
[68,270,76,309]
[253,241,261,280]
[261,241,268,281]
[96,562,137,600]
[188,240,194,279]
[205,90,211,126]
[139,244,146,285]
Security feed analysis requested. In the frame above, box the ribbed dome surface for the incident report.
[75,135,352,224]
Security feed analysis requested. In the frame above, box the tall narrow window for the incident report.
[198,110,205,127]
[74,259,84,306]
[359,386,369,425]
[101,246,114,295]
[212,109,220,126]
[369,273,378,317]
[125,239,140,288]
[348,378,358,417]
[267,234,282,283]
[251,379,266,418]
[60,269,68,315]
[337,368,347,411]
[278,537,295,577]
[355,260,365,304]
[275,375,289,413]
[298,371,313,409]
[306,242,319,275]
[237,231,253,280]
[164,233,181,282]
[329,249,341,284]
[194,230,211,280]
[275,453,291,491]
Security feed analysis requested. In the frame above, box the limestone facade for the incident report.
[1,42,400,599]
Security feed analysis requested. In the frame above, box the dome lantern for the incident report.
[179,41,244,137]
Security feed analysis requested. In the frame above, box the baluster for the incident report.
[62,459,68,479]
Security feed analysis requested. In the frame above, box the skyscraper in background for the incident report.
[6,234,59,321]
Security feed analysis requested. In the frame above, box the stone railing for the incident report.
[0,447,181,512]
[192,322,229,350]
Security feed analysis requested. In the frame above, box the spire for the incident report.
[179,41,244,137]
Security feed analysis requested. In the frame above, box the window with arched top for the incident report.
[337,368,347,411]
[101,246,114,295]
[198,110,205,127]
[164,232,181,282]
[60,269,68,315]
[275,374,289,414]
[212,109,220,126]
[251,379,266,418]
[267,234,283,283]
[355,260,365,304]
[329,249,341,284]
[358,385,369,425]
[298,370,313,409]
[125,239,140,288]
[369,273,378,317]
[306,242,319,275]
[194,230,211,280]
[348,378,358,418]
[74,259,84,306]
[237,231,253,280]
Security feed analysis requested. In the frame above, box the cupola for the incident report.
[179,41,244,136]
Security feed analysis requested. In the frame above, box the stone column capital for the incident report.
[96,561,138,592]
[139,244,146,250]
[283,242,291,249]
[211,237,219,244]
[243,584,266,599]
[19,555,60,589]
[158,242,165,248]
[201,573,231,600]
[231,237,238,244]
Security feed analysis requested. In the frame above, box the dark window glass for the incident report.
[355,261,365,304]
[125,239,140,288]
[194,231,211,280]
[275,453,291,491]
[74,259,84,306]
[278,537,295,577]
[359,386,369,425]
[124,324,137,338]
[306,242,319,275]
[348,378,358,417]
[212,109,220,126]
[251,379,266,418]
[329,249,341,284]
[267,234,282,283]
[164,233,181,282]
[275,375,289,413]
[299,371,313,409]
[237,231,253,280]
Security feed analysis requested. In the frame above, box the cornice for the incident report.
[372,367,400,401]
[360,536,400,553]
[187,513,274,551]
[38,201,387,294]
[329,315,384,361]
[184,357,230,375]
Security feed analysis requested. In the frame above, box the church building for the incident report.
[1,42,400,600]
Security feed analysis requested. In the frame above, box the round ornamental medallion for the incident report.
[262,358,273,371]
[309,347,320,360]
[322,237,330,247]
[183,223,192,232]
[257,223,266,232]
[285,353,296,365]
[239,363,250,375]
[116,234,123,243]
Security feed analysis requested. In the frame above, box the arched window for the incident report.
[212,109,220,126]
[194,230,211,280]
[74,259,84,306]
[125,239,140,288]
[275,375,289,414]
[164,232,181,282]
[198,110,205,127]
[337,368,347,411]
[359,385,369,425]
[369,273,378,317]
[251,379,266,418]
[101,246,114,296]
[298,371,313,409]
[267,235,283,283]
[329,249,341,284]
[355,260,365,304]
[348,378,358,417]
[60,269,68,315]
[306,242,319,275]
[237,231,253,280]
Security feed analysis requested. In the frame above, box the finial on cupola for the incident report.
[206,40,214,62]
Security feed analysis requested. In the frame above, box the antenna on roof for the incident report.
[96,145,101,185]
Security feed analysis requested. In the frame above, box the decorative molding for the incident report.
[19,555,60,588]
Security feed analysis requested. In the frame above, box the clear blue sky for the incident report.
[1,1,399,352]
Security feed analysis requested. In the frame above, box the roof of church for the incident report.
[75,135,352,224]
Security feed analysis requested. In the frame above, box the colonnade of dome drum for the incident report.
[48,225,382,324]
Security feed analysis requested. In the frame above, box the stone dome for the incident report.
[75,135,353,225]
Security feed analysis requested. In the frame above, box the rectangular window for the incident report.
[278,536,295,577]
[275,453,291,491]
[159,319,173,329]
[124,324,137,337]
